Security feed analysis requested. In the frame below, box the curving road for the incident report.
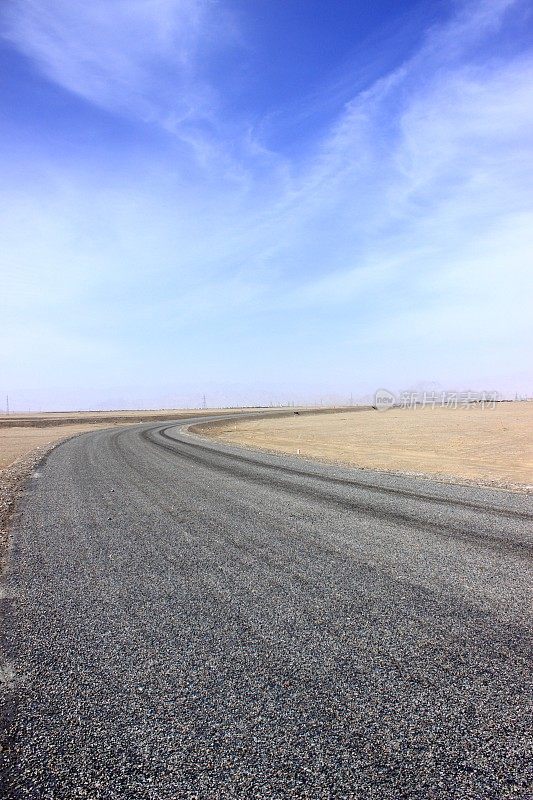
[1,416,532,799]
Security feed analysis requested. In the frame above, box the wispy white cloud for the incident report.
[1,0,532,406]
[2,0,237,140]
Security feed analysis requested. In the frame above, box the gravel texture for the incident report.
[1,417,532,799]
[194,404,533,492]
[0,440,71,569]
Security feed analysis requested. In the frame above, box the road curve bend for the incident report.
[1,417,532,799]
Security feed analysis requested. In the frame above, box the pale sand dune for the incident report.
[201,403,533,489]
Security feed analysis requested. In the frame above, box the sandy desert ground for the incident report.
[200,403,533,489]
[0,422,122,469]
[0,408,259,469]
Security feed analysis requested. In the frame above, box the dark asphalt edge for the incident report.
[0,449,50,797]
[176,422,533,519]
[0,424,138,793]
[0,428,126,572]
[0,432,97,792]
[185,415,533,498]
[1,439,76,572]
[137,426,532,562]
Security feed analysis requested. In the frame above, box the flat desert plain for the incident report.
[0,408,251,469]
[0,422,122,469]
[201,402,533,489]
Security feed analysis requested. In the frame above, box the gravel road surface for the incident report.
[1,417,532,798]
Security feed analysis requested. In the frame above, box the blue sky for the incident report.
[1,0,532,410]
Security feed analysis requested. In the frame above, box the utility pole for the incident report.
[202,394,207,410]
[5,395,9,415]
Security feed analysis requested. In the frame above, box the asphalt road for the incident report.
[1,417,532,799]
